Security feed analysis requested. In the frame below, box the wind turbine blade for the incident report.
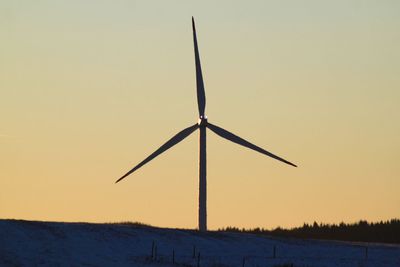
[116,123,199,183]
[207,123,297,167]
[192,17,206,117]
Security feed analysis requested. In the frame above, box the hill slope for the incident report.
[0,219,399,267]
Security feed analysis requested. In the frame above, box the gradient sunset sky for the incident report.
[1,1,399,229]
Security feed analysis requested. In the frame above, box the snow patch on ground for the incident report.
[0,219,399,267]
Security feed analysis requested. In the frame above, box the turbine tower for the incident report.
[115,17,297,232]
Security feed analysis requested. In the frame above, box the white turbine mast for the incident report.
[115,17,297,232]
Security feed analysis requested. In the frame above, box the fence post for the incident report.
[172,249,175,264]
[192,245,196,258]
[273,245,276,259]
[154,245,158,261]
[242,256,246,267]
[151,241,155,260]
[197,252,200,267]
[365,246,368,259]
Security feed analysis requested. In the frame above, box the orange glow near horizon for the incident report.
[1,1,399,230]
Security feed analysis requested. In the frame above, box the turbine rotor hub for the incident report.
[198,116,208,126]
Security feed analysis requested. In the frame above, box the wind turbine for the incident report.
[115,17,297,232]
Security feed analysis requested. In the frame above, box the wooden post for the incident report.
[192,245,196,258]
[172,249,175,264]
[198,252,201,267]
[242,256,246,267]
[365,246,368,259]
[151,241,155,259]
[154,245,158,261]
[273,245,276,259]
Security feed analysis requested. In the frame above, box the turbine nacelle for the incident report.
[198,116,208,127]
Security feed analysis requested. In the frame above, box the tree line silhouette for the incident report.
[219,219,400,244]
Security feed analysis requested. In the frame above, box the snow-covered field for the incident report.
[0,220,399,267]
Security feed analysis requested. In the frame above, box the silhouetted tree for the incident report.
[219,219,400,244]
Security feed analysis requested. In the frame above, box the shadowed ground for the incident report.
[1,219,400,267]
